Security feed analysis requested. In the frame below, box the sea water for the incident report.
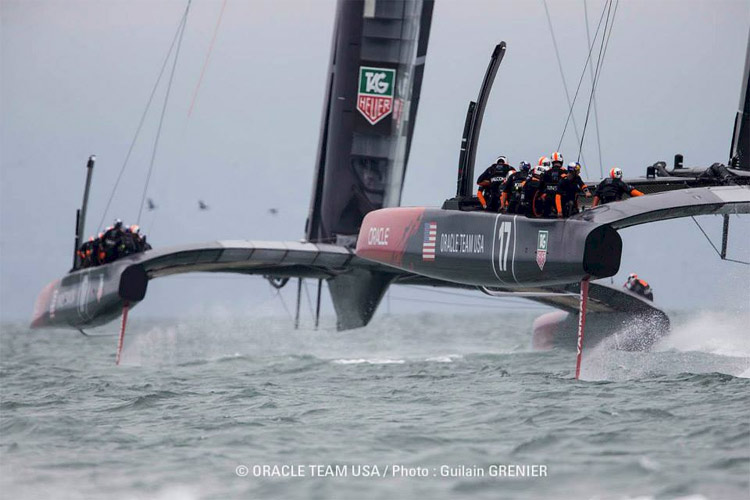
[1,311,748,499]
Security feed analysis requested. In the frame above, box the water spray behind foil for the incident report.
[580,309,750,381]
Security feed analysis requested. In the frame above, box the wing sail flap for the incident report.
[574,186,750,229]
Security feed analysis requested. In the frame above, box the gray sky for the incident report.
[1,0,749,323]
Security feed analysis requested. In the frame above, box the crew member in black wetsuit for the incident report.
[99,220,124,263]
[555,162,591,217]
[75,220,152,269]
[77,237,95,268]
[542,151,565,216]
[624,273,654,301]
[499,165,516,199]
[502,161,530,213]
[521,165,546,218]
[592,168,644,207]
[476,156,511,211]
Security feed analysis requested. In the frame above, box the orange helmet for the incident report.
[538,156,550,167]
[610,167,623,179]
[550,151,563,164]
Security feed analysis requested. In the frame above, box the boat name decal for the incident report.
[367,226,390,246]
[440,233,485,254]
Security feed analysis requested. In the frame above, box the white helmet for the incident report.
[609,167,623,179]
[533,165,545,177]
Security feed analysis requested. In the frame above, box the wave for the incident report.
[657,310,750,358]
[578,309,750,381]
[332,354,464,365]
[332,358,406,365]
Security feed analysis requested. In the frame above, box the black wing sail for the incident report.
[730,26,750,170]
[305,0,434,246]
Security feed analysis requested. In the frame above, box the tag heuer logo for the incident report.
[536,230,549,271]
[357,66,396,125]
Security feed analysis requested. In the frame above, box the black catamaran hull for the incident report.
[356,207,622,288]
[31,261,147,330]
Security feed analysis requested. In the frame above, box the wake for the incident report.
[580,309,750,380]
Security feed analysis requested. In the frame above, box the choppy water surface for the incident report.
[1,311,749,499]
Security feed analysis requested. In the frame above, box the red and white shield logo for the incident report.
[536,249,547,271]
[536,230,549,271]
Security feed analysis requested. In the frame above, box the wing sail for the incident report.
[573,185,750,229]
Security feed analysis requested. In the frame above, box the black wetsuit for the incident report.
[594,178,638,204]
[556,174,588,217]
[521,174,546,218]
[503,170,527,214]
[100,227,121,263]
[77,240,94,268]
[477,164,510,212]
[541,165,564,216]
[627,279,654,301]
[477,163,512,183]
[121,230,140,255]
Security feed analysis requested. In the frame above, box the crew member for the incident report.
[502,161,530,213]
[624,273,654,301]
[498,165,516,199]
[95,232,105,264]
[542,151,565,216]
[521,165,546,218]
[476,155,510,211]
[77,237,94,268]
[127,225,151,252]
[555,162,591,217]
[100,219,125,263]
[75,219,152,269]
[537,156,551,171]
[592,168,644,207]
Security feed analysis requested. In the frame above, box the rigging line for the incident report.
[724,257,750,266]
[302,280,315,318]
[555,0,609,153]
[272,287,294,320]
[690,216,750,266]
[577,0,612,164]
[542,0,590,177]
[96,11,188,233]
[187,0,228,118]
[581,0,619,169]
[593,0,620,89]
[137,0,192,225]
[577,0,614,164]
[583,0,604,178]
